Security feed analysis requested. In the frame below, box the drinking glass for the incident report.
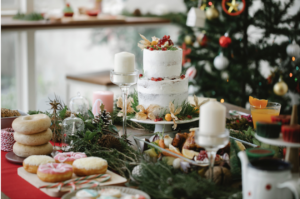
[250,102,281,129]
[195,129,229,182]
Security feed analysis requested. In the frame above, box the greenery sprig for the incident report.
[130,161,242,199]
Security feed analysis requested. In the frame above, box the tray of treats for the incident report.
[62,186,150,199]
[18,154,127,197]
[133,129,256,176]
[1,108,27,129]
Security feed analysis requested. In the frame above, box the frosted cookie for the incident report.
[76,189,99,199]
[73,157,107,176]
[98,189,121,198]
[54,152,87,165]
[23,155,55,173]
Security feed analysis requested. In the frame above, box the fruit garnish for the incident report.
[169,144,181,154]
[197,150,208,161]
[182,148,199,159]
[144,148,158,158]
[187,115,192,119]
[139,74,143,78]
[180,74,186,79]
[158,35,174,47]
[149,47,153,51]
[151,77,155,81]
[151,40,158,45]
[249,96,268,108]
[165,113,172,121]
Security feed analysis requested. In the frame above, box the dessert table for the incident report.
[1,102,249,199]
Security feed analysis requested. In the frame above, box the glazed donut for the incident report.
[73,157,107,176]
[13,142,53,157]
[54,152,87,165]
[23,155,55,174]
[37,163,73,182]
[14,128,52,146]
[12,114,51,135]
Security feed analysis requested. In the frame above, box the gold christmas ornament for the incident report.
[184,35,193,45]
[273,77,288,96]
[205,6,219,20]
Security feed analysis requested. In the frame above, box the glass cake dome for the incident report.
[69,92,89,116]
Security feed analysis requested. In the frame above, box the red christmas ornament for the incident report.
[219,35,232,48]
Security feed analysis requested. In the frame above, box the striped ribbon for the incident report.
[39,174,110,192]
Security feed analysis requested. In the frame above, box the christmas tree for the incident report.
[174,0,300,113]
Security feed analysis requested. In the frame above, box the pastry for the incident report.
[1,108,20,117]
[14,128,52,146]
[98,189,121,198]
[76,189,99,199]
[256,122,282,138]
[23,155,55,174]
[1,128,15,151]
[123,195,146,199]
[54,152,87,165]
[73,157,107,176]
[282,125,300,143]
[37,163,73,182]
[271,115,291,125]
[12,114,51,134]
[13,142,53,157]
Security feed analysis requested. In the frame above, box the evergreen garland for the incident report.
[130,161,242,199]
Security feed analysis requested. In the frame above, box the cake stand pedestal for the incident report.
[255,133,300,175]
[130,117,199,133]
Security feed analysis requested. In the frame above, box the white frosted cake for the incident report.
[137,35,188,113]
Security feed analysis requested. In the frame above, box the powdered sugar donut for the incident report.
[1,128,15,151]
[73,157,107,176]
[54,152,87,165]
[37,163,73,182]
[13,142,53,157]
[12,114,51,134]
[76,189,99,199]
[23,155,55,174]
[14,128,52,146]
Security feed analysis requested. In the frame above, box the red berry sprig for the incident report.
[180,74,186,79]
[154,117,163,122]
[151,77,164,81]
[139,74,143,78]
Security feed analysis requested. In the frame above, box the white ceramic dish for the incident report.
[62,186,150,199]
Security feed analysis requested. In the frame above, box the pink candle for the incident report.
[92,91,114,114]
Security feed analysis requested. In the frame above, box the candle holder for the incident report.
[195,129,229,182]
[110,69,139,138]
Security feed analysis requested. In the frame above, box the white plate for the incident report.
[62,186,150,199]
[130,117,199,125]
[255,133,300,147]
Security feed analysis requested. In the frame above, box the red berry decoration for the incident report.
[219,35,232,48]
[154,119,159,122]
[151,77,155,81]
[158,35,174,47]
[265,184,271,190]
[180,74,186,79]
[187,115,192,119]
[149,48,154,51]
[139,74,143,78]
[197,150,208,161]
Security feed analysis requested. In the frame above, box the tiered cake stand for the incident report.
[255,133,300,175]
[130,117,199,133]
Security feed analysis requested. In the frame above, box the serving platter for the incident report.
[62,186,150,199]
[18,167,127,198]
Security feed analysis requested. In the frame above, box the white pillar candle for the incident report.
[114,52,135,73]
[199,99,226,135]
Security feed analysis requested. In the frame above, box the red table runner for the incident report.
[1,142,62,199]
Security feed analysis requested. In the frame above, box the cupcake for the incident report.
[256,121,281,138]
[63,3,74,17]
[271,115,291,125]
[281,125,300,143]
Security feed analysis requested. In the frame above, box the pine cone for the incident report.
[93,109,112,128]
[98,135,122,151]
